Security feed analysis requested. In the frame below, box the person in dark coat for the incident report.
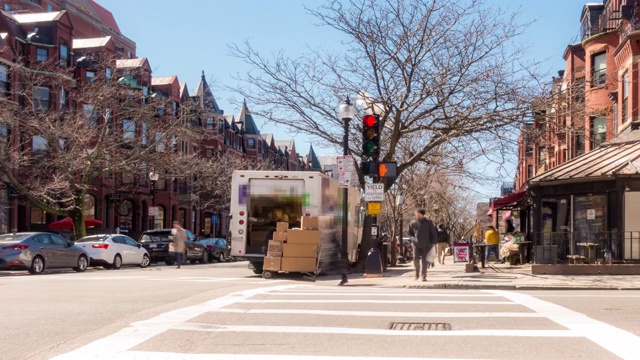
[408,208,437,281]
[436,223,451,265]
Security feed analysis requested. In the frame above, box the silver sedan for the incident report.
[0,232,89,274]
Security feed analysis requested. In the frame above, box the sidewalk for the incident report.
[317,261,640,290]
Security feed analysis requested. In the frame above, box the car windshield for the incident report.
[76,235,108,243]
[0,233,30,242]
[140,232,172,243]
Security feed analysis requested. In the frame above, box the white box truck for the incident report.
[229,170,363,274]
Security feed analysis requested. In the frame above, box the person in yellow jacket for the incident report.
[484,225,500,261]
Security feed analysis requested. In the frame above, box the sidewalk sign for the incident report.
[453,241,469,263]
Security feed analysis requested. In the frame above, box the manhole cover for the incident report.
[389,322,451,331]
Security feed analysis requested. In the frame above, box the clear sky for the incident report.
[98,0,591,198]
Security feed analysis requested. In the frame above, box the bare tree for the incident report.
[229,0,539,191]
[0,58,214,240]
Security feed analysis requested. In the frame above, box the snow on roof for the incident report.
[11,11,65,24]
[151,76,176,86]
[116,58,147,69]
[72,36,112,49]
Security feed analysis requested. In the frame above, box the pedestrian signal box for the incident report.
[377,162,397,178]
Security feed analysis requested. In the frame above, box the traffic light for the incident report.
[362,114,379,158]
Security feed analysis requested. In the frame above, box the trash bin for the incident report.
[534,245,557,264]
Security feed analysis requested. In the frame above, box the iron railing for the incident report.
[531,231,640,263]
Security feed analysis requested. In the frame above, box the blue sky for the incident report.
[98,0,590,197]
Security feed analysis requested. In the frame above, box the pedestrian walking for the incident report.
[408,208,437,281]
[170,220,187,269]
[484,225,500,262]
[436,223,451,265]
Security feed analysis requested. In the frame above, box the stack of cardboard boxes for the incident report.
[263,216,322,273]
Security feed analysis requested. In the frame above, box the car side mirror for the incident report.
[67,241,75,247]
[137,244,141,248]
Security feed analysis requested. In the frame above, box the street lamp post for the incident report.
[149,171,159,229]
[338,97,355,261]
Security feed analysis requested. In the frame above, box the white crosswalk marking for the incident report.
[50,285,640,359]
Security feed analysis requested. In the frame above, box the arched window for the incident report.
[155,205,165,229]
[83,194,96,218]
[118,200,134,232]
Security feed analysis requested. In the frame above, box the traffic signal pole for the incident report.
[341,116,350,263]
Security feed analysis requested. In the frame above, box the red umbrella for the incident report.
[48,217,103,230]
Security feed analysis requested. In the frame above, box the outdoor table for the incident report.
[473,244,489,268]
[516,241,532,265]
[577,243,599,264]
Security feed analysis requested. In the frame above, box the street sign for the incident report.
[338,171,351,188]
[367,202,381,215]
[211,215,218,224]
[364,183,384,202]
[336,155,354,172]
[371,225,378,237]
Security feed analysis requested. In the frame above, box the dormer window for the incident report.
[59,44,69,67]
[85,71,96,84]
[247,138,255,149]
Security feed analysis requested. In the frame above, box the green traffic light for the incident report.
[363,141,376,154]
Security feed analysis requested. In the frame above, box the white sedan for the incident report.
[76,234,150,269]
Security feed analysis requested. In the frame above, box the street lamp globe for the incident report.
[338,97,356,120]
[149,172,159,181]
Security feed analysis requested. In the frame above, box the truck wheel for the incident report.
[262,271,274,279]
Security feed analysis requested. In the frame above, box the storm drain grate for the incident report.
[389,322,451,331]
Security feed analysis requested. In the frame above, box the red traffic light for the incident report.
[362,114,376,127]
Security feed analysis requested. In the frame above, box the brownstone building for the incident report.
[0,1,320,239]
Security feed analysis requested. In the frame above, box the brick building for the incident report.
[0,1,320,239]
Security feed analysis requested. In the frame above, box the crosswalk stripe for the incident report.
[121,351,482,360]
[240,299,516,305]
[268,291,501,297]
[213,308,542,318]
[172,322,579,337]
[490,290,640,360]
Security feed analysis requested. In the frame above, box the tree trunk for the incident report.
[71,208,86,241]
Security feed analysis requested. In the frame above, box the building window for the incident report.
[591,117,606,148]
[123,120,135,140]
[155,133,166,152]
[59,89,67,110]
[154,206,165,229]
[85,71,96,84]
[527,165,534,179]
[32,135,48,159]
[592,52,606,86]
[0,64,9,98]
[247,138,255,149]
[36,48,47,62]
[105,67,112,79]
[525,144,533,156]
[205,148,214,158]
[613,103,619,135]
[142,122,148,145]
[538,146,546,167]
[172,101,178,117]
[47,4,53,12]
[83,104,97,126]
[622,72,629,123]
[206,118,214,129]
[33,87,49,113]
[576,134,585,156]
[218,120,224,134]
[59,44,68,67]
[142,86,148,104]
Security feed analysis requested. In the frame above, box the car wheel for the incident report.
[111,254,122,270]
[165,259,176,266]
[29,256,45,275]
[217,253,225,263]
[140,254,150,268]
[200,250,208,264]
[73,255,88,272]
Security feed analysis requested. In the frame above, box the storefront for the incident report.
[528,133,640,263]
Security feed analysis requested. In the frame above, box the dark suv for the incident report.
[139,229,208,265]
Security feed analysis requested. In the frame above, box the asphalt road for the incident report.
[1,262,639,360]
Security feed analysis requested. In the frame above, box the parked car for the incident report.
[76,234,150,269]
[139,229,208,265]
[195,238,230,262]
[0,232,89,274]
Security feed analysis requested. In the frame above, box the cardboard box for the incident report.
[263,256,282,271]
[283,243,318,258]
[286,229,322,244]
[281,257,317,272]
[273,231,287,242]
[267,240,283,257]
[276,222,289,232]
[300,216,319,230]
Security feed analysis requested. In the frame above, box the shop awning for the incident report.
[487,191,527,216]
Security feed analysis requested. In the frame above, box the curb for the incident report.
[381,283,640,291]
